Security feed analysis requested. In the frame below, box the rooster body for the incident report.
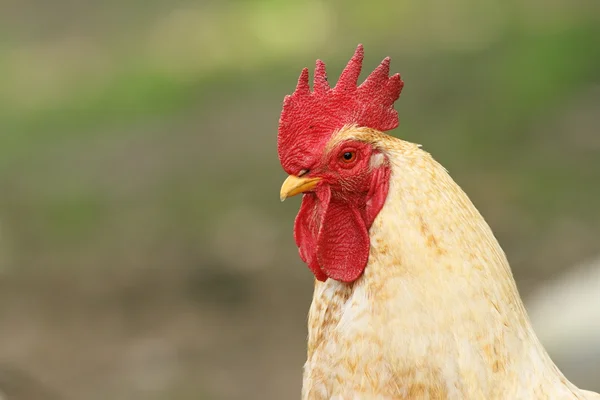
[277,46,599,400]
[302,128,598,399]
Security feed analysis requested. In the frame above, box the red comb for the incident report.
[278,44,404,175]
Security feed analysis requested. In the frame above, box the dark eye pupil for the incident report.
[343,152,353,160]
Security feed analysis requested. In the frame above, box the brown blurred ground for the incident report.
[0,1,599,399]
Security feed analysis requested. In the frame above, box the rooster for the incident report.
[277,45,600,400]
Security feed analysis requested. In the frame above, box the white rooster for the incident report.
[277,45,600,399]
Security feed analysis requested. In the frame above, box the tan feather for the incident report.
[302,126,600,400]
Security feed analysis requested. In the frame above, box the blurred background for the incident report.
[0,0,598,399]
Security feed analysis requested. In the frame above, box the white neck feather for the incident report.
[305,132,593,398]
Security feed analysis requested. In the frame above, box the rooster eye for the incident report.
[342,151,356,163]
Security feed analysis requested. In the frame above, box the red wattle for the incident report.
[294,193,327,281]
[316,187,370,282]
[293,164,390,283]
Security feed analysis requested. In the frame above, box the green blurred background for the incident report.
[0,0,599,399]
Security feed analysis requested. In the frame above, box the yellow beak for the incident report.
[280,175,322,202]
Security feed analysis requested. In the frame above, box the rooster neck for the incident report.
[303,135,592,399]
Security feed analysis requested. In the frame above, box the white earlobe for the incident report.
[370,153,385,168]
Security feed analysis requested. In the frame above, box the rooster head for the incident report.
[278,45,404,283]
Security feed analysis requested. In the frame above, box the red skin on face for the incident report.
[293,141,391,282]
[278,45,402,282]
